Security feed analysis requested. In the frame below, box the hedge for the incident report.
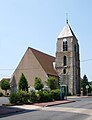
[37,90,52,102]
[9,91,30,104]
[9,89,65,104]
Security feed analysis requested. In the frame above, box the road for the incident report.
[0,97,92,120]
[0,97,9,106]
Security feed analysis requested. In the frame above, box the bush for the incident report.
[0,92,3,97]
[67,92,72,96]
[9,92,20,104]
[9,91,30,104]
[47,77,57,90]
[38,90,52,102]
[51,89,60,100]
[18,90,30,104]
[42,90,52,102]
[34,77,43,91]
[29,91,38,103]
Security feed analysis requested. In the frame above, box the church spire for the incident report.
[58,16,77,39]
[66,13,68,24]
[66,19,68,24]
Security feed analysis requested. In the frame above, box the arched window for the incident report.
[63,56,67,66]
[63,69,66,74]
[63,39,68,51]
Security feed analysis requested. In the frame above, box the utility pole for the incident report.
[59,76,62,100]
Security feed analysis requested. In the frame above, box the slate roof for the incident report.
[29,47,57,76]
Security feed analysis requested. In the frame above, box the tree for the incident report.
[81,75,89,95]
[88,82,92,94]
[18,73,28,92]
[89,84,92,94]
[0,79,10,95]
[47,77,57,90]
[34,77,43,90]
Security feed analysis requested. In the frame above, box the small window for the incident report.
[63,39,68,51]
[63,56,67,66]
[63,69,66,74]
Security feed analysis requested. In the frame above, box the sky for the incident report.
[0,0,92,81]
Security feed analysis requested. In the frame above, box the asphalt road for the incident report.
[0,97,9,106]
[0,97,92,120]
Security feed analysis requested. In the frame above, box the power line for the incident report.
[0,58,92,71]
[81,58,92,62]
[0,69,14,71]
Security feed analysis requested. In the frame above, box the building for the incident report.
[55,21,80,95]
[10,21,80,94]
[10,47,58,92]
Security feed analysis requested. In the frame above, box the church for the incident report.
[10,21,80,95]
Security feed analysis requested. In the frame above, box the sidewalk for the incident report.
[0,99,75,117]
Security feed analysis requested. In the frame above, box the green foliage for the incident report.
[51,89,60,100]
[88,84,92,94]
[37,90,52,102]
[29,90,52,103]
[67,92,72,96]
[34,77,44,90]
[37,91,44,102]
[29,91,38,103]
[9,92,20,104]
[18,90,30,104]
[47,77,57,90]
[81,75,89,95]
[0,92,3,97]
[18,73,28,92]
[42,90,52,102]
[9,91,30,104]
[0,79,10,95]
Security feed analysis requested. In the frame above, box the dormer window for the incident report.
[63,38,68,51]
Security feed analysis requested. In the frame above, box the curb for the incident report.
[44,100,75,107]
[33,100,75,107]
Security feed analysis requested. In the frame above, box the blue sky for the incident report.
[0,0,92,81]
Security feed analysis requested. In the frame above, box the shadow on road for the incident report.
[0,106,38,118]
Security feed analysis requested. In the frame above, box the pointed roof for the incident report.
[29,47,57,76]
[57,23,77,39]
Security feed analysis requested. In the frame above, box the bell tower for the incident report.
[55,22,80,95]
